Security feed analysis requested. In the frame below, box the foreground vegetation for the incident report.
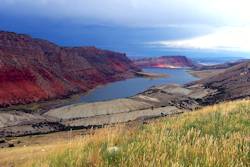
[1,100,250,167]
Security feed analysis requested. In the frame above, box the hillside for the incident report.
[193,60,250,104]
[133,56,195,68]
[0,31,139,107]
[0,100,249,167]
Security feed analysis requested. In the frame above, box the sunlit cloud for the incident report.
[148,27,250,52]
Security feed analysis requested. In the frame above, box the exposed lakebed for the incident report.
[76,68,198,103]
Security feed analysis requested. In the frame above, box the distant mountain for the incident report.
[133,56,195,68]
[0,31,139,107]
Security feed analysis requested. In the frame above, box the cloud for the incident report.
[2,0,250,53]
[148,27,250,52]
[1,0,250,27]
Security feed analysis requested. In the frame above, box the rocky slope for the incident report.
[0,31,139,107]
[193,60,250,104]
[133,56,195,68]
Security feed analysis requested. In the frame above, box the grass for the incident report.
[1,100,249,167]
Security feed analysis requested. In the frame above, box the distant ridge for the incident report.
[133,56,195,68]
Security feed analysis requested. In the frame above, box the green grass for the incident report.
[2,100,250,167]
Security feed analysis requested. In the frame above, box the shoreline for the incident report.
[0,68,200,139]
[0,72,137,113]
[0,69,173,112]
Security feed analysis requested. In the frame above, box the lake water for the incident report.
[77,68,198,103]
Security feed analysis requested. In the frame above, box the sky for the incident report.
[0,0,250,60]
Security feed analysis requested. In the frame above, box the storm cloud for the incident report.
[1,0,250,54]
[1,0,250,27]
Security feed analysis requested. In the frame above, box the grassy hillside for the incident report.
[1,100,250,167]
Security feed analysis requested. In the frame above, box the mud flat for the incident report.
[41,84,210,129]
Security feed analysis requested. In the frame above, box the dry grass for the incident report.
[1,100,250,167]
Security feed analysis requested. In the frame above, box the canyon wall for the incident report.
[0,31,139,107]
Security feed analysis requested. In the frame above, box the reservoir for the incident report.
[77,68,198,103]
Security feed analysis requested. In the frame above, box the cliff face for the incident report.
[133,56,194,68]
[0,31,139,107]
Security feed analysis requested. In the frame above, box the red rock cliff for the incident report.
[0,31,139,107]
[133,56,194,68]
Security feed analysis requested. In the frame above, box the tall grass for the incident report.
[2,100,250,167]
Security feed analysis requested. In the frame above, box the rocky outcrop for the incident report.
[133,56,195,68]
[0,31,139,107]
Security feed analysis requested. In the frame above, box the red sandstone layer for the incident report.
[0,31,139,107]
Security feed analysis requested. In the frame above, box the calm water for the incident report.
[77,68,198,103]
